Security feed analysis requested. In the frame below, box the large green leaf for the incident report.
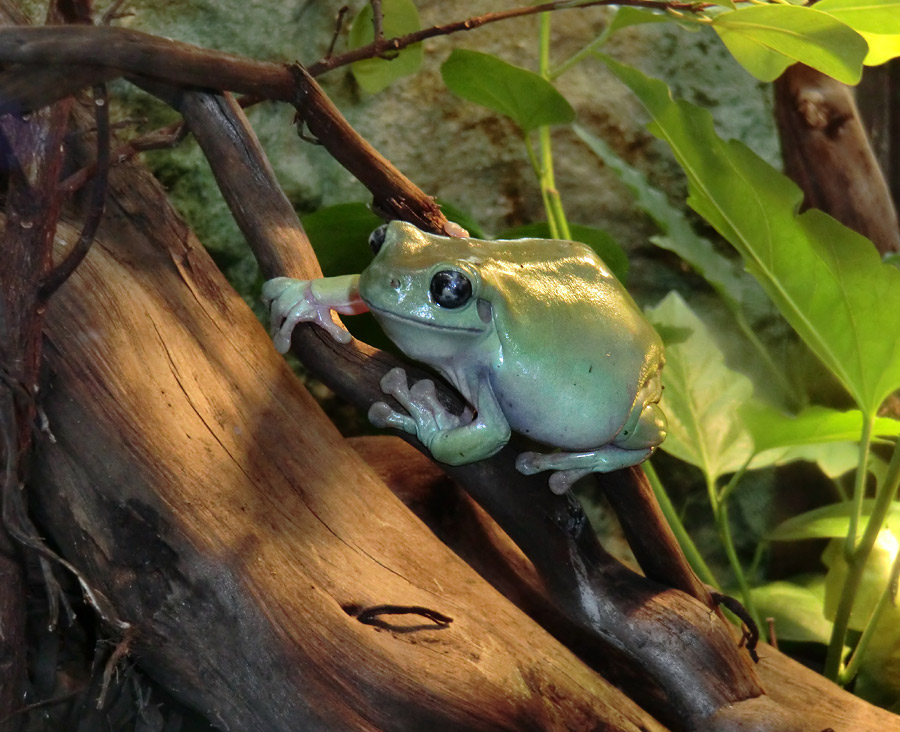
[815,0,900,34]
[769,500,900,541]
[609,60,900,418]
[860,32,900,65]
[712,5,868,83]
[647,292,755,481]
[349,0,423,94]
[751,579,832,644]
[495,222,629,284]
[441,49,575,132]
[742,404,900,455]
[573,124,752,311]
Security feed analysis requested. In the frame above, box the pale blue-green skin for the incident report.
[358,222,665,464]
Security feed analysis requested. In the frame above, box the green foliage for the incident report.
[349,0,423,93]
[607,59,900,420]
[751,579,832,644]
[647,293,755,483]
[440,49,575,132]
[711,5,867,83]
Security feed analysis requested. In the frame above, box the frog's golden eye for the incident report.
[430,270,472,309]
[368,224,389,256]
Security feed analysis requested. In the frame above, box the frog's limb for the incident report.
[516,446,655,495]
[613,374,667,450]
[261,275,366,353]
[369,367,510,466]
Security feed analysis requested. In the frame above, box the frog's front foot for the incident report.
[369,367,470,446]
[261,277,351,353]
[516,446,655,495]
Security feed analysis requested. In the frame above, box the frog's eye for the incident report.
[369,224,389,255]
[430,270,472,309]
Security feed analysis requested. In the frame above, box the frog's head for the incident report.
[358,221,495,364]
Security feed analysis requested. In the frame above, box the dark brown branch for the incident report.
[169,87,816,731]
[40,83,110,298]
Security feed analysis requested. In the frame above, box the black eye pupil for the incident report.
[430,270,472,309]
[369,224,388,255]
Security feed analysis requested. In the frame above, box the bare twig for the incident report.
[370,0,385,43]
[325,5,349,59]
[40,83,110,298]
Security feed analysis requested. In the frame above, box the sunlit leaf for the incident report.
[752,579,832,644]
[742,404,900,454]
[608,60,900,418]
[573,124,752,311]
[860,32,900,65]
[647,292,755,481]
[349,0,423,94]
[815,0,900,34]
[712,5,868,83]
[441,49,575,132]
[769,501,900,541]
[495,222,629,283]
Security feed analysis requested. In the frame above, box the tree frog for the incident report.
[262,221,666,494]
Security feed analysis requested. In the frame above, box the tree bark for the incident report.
[774,63,900,255]
[31,160,666,732]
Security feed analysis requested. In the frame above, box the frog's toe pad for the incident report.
[368,401,416,434]
[515,452,542,475]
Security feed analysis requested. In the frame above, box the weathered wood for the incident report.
[774,64,900,255]
[31,158,668,731]
[355,435,900,732]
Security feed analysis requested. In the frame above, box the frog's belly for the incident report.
[492,372,635,451]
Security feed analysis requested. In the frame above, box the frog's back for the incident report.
[478,238,661,449]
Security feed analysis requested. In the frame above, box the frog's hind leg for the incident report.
[516,445,654,495]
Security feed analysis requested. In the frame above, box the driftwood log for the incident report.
[2,4,900,731]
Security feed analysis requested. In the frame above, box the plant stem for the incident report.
[707,474,761,630]
[839,544,900,685]
[642,462,719,588]
[846,412,876,560]
[550,23,612,79]
[825,435,900,680]
[536,13,571,239]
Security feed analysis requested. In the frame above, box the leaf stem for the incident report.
[643,461,719,588]
[708,474,761,630]
[839,544,900,685]
[536,13,571,239]
[847,412,876,560]
[825,434,900,680]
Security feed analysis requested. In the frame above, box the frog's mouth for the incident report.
[366,304,486,334]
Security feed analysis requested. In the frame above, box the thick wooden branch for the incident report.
[170,88,823,731]
[775,64,900,255]
[34,155,665,732]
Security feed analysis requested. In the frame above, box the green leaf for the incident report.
[860,32,900,65]
[441,49,575,132]
[573,124,752,311]
[815,0,900,34]
[494,222,629,284]
[751,579,832,644]
[712,5,868,83]
[742,404,900,455]
[647,292,755,481]
[608,7,673,34]
[769,500,900,541]
[349,0,423,94]
[608,60,900,418]
[300,203,382,275]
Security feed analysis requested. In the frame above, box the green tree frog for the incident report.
[262,221,666,494]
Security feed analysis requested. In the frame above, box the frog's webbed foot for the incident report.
[369,367,471,443]
[516,446,655,495]
[369,367,510,466]
[261,277,353,352]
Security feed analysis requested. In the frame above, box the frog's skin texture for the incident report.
[262,221,666,494]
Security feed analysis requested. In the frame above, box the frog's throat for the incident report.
[365,304,487,334]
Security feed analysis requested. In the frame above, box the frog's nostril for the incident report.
[389,278,401,289]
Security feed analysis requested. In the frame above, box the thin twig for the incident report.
[40,83,110,298]
[370,0,385,42]
[325,5,349,59]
